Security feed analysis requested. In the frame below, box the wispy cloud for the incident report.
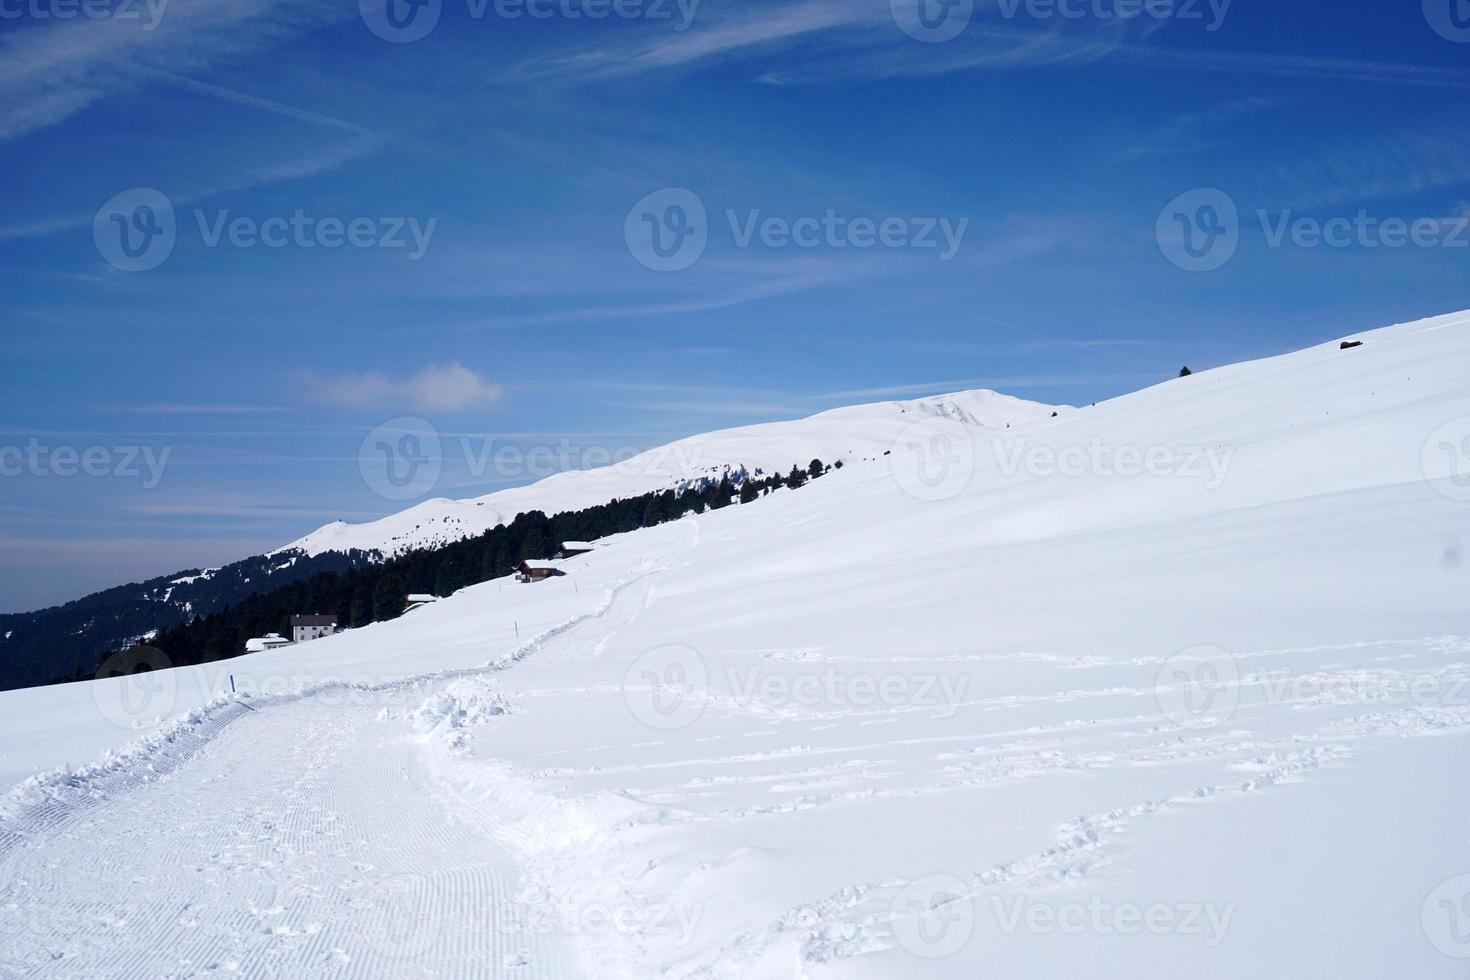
[120,403,290,415]
[516,0,1470,92]
[1111,96,1288,164]
[0,0,350,141]
[1240,130,1470,211]
[0,124,382,244]
[297,363,509,414]
[124,497,383,520]
[867,338,1151,356]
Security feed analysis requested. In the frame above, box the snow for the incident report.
[3,310,1470,977]
[277,389,1064,559]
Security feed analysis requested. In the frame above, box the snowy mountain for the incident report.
[0,390,1057,692]
[0,548,372,691]
[280,389,1064,558]
[3,310,1470,978]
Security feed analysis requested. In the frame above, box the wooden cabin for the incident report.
[517,561,566,583]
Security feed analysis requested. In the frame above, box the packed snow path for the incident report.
[0,690,580,979]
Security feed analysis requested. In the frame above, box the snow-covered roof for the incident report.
[405,594,439,603]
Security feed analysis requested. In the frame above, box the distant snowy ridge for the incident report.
[278,389,1065,559]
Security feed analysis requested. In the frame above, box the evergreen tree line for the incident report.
[112,460,838,678]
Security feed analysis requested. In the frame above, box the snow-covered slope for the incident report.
[280,389,1063,558]
[4,310,1470,979]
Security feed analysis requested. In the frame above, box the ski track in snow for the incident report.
[5,432,1470,976]
[662,680,1470,975]
[4,554,1469,977]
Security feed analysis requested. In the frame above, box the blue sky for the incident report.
[3,0,1469,611]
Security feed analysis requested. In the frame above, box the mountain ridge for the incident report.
[280,388,1065,559]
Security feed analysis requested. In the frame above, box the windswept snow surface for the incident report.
[5,311,1470,977]
[279,390,1062,558]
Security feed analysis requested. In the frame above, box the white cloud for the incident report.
[299,364,508,414]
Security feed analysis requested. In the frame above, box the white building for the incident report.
[290,614,338,643]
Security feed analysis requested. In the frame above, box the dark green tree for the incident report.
[349,587,373,628]
[372,572,404,622]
